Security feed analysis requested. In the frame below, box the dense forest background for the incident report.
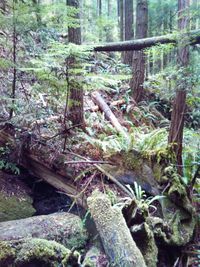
[0,0,200,266]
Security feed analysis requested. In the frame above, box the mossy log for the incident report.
[0,238,80,267]
[0,212,88,249]
[87,190,147,267]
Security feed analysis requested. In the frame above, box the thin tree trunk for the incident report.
[130,0,148,103]
[67,0,84,127]
[168,0,190,175]
[123,0,134,65]
[105,0,113,42]
[10,0,17,119]
[119,0,124,41]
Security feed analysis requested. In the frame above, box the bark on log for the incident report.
[0,212,88,249]
[94,29,200,51]
[87,190,147,267]
[91,91,129,139]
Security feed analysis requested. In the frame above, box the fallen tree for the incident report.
[0,212,88,249]
[94,29,200,51]
[92,91,129,138]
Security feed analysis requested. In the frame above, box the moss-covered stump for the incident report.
[0,171,35,222]
[87,190,147,267]
[0,212,88,249]
[0,238,80,267]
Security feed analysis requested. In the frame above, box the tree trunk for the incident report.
[130,0,148,103]
[123,0,134,65]
[119,0,125,41]
[168,0,190,175]
[67,0,84,127]
[105,0,113,42]
[10,0,17,119]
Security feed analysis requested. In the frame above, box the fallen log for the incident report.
[87,190,147,267]
[85,98,126,112]
[0,124,86,207]
[0,238,80,267]
[0,212,88,249]
[94,29,200,52]
[92,91,129,138]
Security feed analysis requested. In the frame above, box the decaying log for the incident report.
[94,29,200,52]
[92,91,129,138]
[87,190,147,267]
[0,212,88,249]
[0,238,80,267]
[86,98,126,112]
[0,124,86,207]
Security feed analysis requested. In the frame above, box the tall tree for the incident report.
[119,0,125,42]
[10,0,17,119]
[123,0,134,65]
[97,0,102,41]
[130,0,148,103]
[105,0,113,42]
[67,0,84,126]
[168,0,190,175]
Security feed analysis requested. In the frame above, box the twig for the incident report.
[64,160,113,165]
[44,123,83,141]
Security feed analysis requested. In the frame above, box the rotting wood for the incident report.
[85,98,126,112]
[92,91,129,139]
[0,124,86,207]
[87,190,147,267]
[93,29,200,52]
[0,124,132,206]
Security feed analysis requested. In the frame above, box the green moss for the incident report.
[0,241,15,266]
[0,194,35,222]
[15,238,74,267]
[122,151,143,171]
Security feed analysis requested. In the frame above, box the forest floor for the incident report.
[0,54,199,267]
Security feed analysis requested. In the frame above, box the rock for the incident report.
[0,212,88,249]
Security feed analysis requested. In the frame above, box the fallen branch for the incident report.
[86,98,126,112]
[64,160,113,165]
[91,91,129,139]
